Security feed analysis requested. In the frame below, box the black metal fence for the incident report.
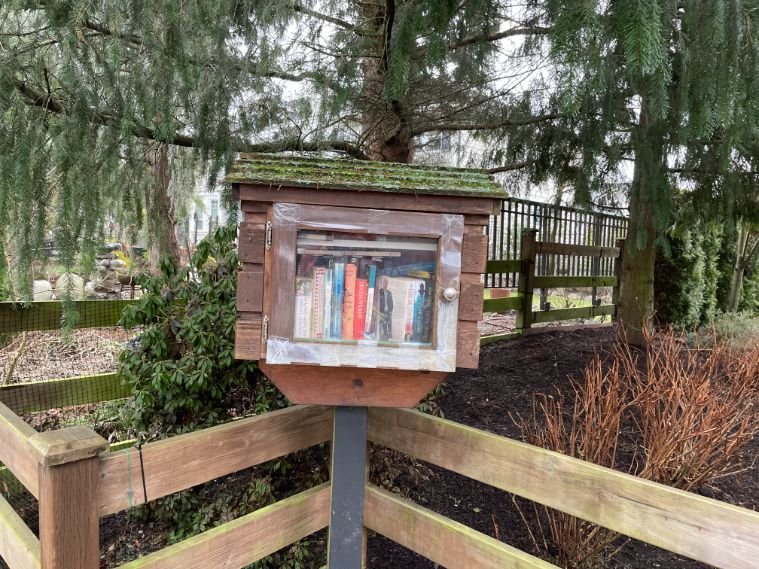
[486,197,628,288]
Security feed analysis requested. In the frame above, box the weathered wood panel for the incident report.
[239,186,499,216]
[0,401,38,497]
[238,222,267,264]
[532,276,617,289]
[237,268,264,312]
[0,300,135,333]
[458,273,484,321]
[234,313,263,360]
[531,304,615,324]
[368,408,759,569]
[536,242,620,258]
[114,484,330,569]
[461,228,488,273]
[0,491,40,569]
[0,373,129,415]
[479,331,522,346]
[365,485,556,569]
[455,320,480,369]
[98,405,332,515]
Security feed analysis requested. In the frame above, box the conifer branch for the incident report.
[487,160,535,174]
[412,113,560,135]
[13,79,367,159]
[287,3,366,35]
[448,25,552,51]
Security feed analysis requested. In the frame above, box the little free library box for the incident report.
[227,154,506,407]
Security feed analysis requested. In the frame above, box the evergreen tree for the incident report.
[540,0,759,344]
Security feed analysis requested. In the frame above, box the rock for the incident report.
[109,259,126,269]
[84,281,98,298]
[33,280,54,301]
[53,273,85,300]
[99,259,111,267]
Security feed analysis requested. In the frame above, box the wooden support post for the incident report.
[516,229,537,332]
[611,238,624,321]
[29,426,108,569]
[327,406,368,569]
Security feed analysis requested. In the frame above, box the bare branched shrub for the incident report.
[518,328,759,568]
[518,355,632,569]
[619,329,759,490]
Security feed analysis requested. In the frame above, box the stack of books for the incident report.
[293,256,434,344]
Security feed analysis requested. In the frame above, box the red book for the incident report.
[353,278,368,339]
[342,262,358,339]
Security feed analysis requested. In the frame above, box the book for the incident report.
[379,276,424,342]
[353,278,368,339]
[331,260,345,338]
[322,268,333,339]
[342,260,358,339]
[364,264,377,335]
[294,278,313,338]
[412,282,426,342]
[312,267,327,338]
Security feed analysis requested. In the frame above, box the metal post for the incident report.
[327,406,368,569]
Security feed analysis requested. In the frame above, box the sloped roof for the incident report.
[225,153,506,199]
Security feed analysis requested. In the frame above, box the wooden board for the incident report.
[368,408,759,569]
[116,484,330,569]
[237,268,264,312]
[98,405,332,515]
[234,313,263,360]
[479,331,522,346]
[531,304,615,324]
[259,363,447,407]
[0,373,129,415]
[0,401,39,497]
[365,485,557,569]
[536,242,620,258]
[458,274,484,322]
[0,491,40,569]
[0,300,136,333]
[532,276,617,289]
[455,320,480,369]
[239,186,500,216]
[238,222,266,264]
[460,228,487,273]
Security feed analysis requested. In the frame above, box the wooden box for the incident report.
[227,154,505,407]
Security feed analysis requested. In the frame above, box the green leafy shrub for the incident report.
[712,311,759,350]
[118,225,285,438]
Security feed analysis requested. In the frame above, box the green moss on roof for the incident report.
[224,153,507,199]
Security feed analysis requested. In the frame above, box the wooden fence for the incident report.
[2,401,759,569]
[481,230,624,345]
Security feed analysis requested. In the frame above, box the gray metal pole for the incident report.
[327,406,368,569]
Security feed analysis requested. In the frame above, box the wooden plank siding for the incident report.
[0,491,40,569]
[115,484,330,569]
[0,373,129,415]
[0,300,135,333]
[365,485,557,569]
[98,405,332,515]
[0,401,39,497]
[531,304,616,324]
[368,408,759,569]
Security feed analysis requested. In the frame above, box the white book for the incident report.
[294,278,313,338]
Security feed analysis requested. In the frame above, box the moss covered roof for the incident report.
[225,153,507,199]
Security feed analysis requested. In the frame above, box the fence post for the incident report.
[612,238,625,321]
[517,229,537,332]
[29,426,108,569]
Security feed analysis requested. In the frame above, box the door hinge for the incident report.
[262,315,269,341]
[265,221,273,250]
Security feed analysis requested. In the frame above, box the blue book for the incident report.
[331,261,345,338]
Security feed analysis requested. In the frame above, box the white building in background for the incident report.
[184,186,230,246]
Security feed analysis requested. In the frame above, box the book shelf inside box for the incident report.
[267,203,463,372]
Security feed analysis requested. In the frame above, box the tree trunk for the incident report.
[147,143,180,267]
[617,107,664,346]
[727,223,750,311]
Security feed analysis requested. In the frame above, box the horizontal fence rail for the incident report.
[115,483,331,569]
[99,404,333,515]
[0,401,39,497]
[365,484,556,569]
[0,491,40,569]
[368,408,759,569]
[0,300,135,333]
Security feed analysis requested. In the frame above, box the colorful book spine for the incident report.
[412,283,425,342]
[403,281,416,342]
[323,269,333,339]
[364,265,377,335]
[353,278,368,339]
[422,282,433,344]
[342,261,358,339]
[294,278,313,338]
[312,267,326,338]
[331,261,345,338]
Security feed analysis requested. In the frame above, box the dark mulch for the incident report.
[367,327,759,568]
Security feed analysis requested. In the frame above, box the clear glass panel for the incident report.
[293,229,437,347]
